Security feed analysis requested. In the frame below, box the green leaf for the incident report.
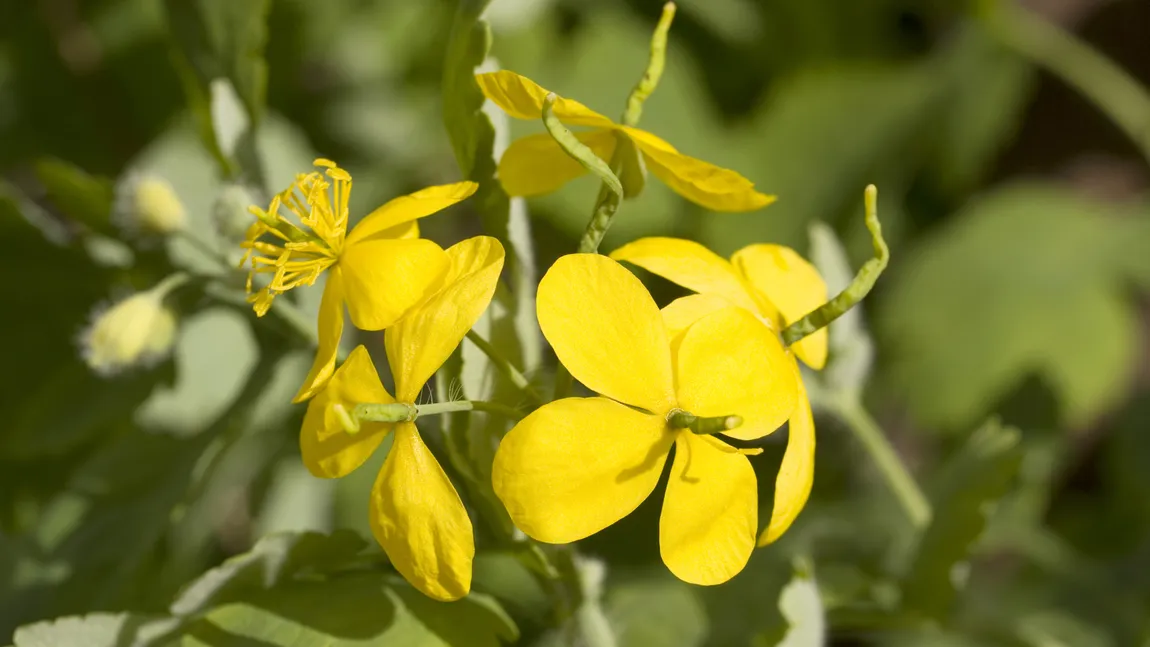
[135,307,258,436]
[169,530,369,617]
[33,159,115,236]
[605,573,708,647]
[901,419,1022,620]
[879,183,1150,429]
[164,0,270,184]
[699,62,941,251]
[12,613,176,647]
[928,24,1035,195]
[178,575,517,647]
[767,567,826,647]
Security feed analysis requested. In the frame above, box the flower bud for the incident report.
[114,174,187,238]
[80,289,178,376]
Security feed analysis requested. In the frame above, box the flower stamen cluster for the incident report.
[240,159,351,315]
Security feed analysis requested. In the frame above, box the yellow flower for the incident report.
[240,158,478,402]
[610,237,829,544]
[476,71,774,212]
[299,236,505,601]
[492,254,798,585]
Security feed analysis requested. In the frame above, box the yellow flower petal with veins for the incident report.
[498,130,618,197]
[385,236,505,402]
[494,254,797,586]
[536,253,676,414]
[672,306,797,441]
[661,293,732,341]
[493,397,673,544]
[476,70,772,212]
[732,244,829,370]
[660,433,757,586]
[615,239,828,544]
[621,127,775,212]
[475,70,615,128]
[294,266,346,403]
[245,161,477,402]
[345,182,477,246]
[611,237,763,315]
[339,238,451,331]
[299,345,393,478]
[371,422,473,601]
[760,358,816,545]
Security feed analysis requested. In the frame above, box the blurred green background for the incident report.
[3,0,1150,645]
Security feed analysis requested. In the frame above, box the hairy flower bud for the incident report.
[114,174,187,238]
[80,286,179,376]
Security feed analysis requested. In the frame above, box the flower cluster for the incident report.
[241,55,856,601]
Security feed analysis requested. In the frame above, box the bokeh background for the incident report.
[3,0,1150,645]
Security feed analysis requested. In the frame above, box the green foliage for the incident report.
[902,420,1022,620]
[4,0,1150,645]
[880,183,1150,430]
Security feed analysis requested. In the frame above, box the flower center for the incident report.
[240,159,352,316]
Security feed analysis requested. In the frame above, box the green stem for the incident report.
[782,185,888,346]
[829,395,931,529]
[621,2,676,127]
[465,330,544,406]
[985,3,1150,164]
[419,399,525,421]
[353,400,524,426]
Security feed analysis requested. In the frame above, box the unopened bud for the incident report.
[80,277,185,376]
[114,174,187,238]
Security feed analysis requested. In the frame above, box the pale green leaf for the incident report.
[135,308,258,436]
[902,419,1022,620]
[879,183,1150,429]
[606,574,708,647]
[13,613,176,647]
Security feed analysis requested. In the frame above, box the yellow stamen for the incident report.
[240,160,354,315]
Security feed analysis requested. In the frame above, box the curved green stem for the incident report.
[829,395,931,529]
[622,2,676,127]
[984,3,1150,165]
[782,185,888,346]
[465,330,545,406]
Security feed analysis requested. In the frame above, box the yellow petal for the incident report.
[498,130,618,197]
[610,237,761,314]
[622,127,774,212]
[475,70,615,128]
[492,397,673,544]
[537,254,675,413]
[661,293,735,340]
[339,238,450,331]
[345,182,477,247]
[759,365,815,545]
[370,422,474,601]
[300,345,394,478]
[660,433,757,585]
[386,236,505,402]
[293,267,346,403]
[673,306,797,441]
[732,244,829,370]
